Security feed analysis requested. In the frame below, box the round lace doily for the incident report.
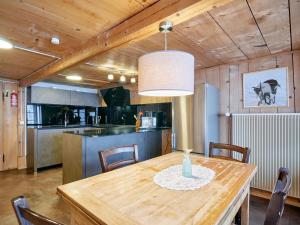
[153,165,215,191]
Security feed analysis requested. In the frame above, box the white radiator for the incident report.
[232,113,300,198]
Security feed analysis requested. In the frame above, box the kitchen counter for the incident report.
[62,127,172,184]
[27,124,171,175]
[27,124,119,130]
[27,126,101,173]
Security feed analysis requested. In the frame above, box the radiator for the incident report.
[232,113,300,198]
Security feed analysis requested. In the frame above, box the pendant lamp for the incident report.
[138,21,194,97]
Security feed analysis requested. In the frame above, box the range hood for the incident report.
[100,86,130,107]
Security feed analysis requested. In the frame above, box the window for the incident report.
[26,105,41,125]
[26,105,35,124]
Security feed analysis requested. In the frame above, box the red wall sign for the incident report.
[10,91,18,107]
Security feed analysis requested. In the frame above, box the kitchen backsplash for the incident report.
[27,102,171,127]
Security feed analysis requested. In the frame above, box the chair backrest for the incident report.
[264,167,292,225]
[11,196,63,225]
[209,142,250,163]
[99,144,139,172]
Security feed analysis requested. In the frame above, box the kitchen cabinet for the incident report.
[27,126,100,173]
[29,86,100,107]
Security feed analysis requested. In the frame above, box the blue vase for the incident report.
[182,150,192,178]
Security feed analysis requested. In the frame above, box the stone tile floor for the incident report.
[0,167,299,225]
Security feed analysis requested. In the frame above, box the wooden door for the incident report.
[2,82,18,170]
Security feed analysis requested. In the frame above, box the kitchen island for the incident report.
[27,125,105,173]
[62,126,171,184]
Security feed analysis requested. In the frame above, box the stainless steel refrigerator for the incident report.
[172,83,219,156]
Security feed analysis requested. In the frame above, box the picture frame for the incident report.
[243,67,288,108]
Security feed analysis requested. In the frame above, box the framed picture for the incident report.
[243,67,288,108]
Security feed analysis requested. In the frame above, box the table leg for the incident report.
[241,188,250,225]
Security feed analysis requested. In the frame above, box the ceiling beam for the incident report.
[19,0,233,87]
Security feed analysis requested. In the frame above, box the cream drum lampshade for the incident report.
[138,50,194,97]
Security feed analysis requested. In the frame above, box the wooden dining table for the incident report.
[57,152,257,225]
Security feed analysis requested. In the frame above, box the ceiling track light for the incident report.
[130,77,136,84]
[107,74,114,81]
[120,75,126,83]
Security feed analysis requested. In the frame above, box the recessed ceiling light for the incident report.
[108,74,114,80]
[130,77,136,84]
[0,39,13,49]
[120,75,126,83]
[66,75,82,81]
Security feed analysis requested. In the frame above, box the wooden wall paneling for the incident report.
[238,62,250,113]
[0,82,3,171]
[208,0,269,58]
[276,54,295,113]
[247,0,291,54]
[195,69,206,85]
[219,65,230,143]
[3,82,18,170]
[229,65,239,113]
[293,52,300,112]
[290,0,300,50]
[205,66,220,87]
[248,56,277,113]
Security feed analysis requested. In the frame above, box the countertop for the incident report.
[64,126,170,137]
[27,124,121,130]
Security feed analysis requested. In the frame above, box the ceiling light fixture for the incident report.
[66,75,82,81]
[51,36,60,45]
[138,21,194,97]
[130,77,136,84]
[120,75,126,83]
[0,38,13,49]
[107,74,114,81]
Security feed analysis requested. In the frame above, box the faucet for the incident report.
[64,113,68,127]
[121,115,125,125]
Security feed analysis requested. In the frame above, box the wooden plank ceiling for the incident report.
[0,0,299,88]
[0,0,157,81]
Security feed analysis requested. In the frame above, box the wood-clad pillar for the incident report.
[1,81,19,171]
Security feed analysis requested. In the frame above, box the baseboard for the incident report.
[251,187,300,208]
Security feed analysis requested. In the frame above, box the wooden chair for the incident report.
[209,142,250,163]
[11,196,63,225]
[264,167,292,225]
[98,144,139,173]
[209,142,250,225]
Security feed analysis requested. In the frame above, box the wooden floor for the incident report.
[0,168,299,225]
